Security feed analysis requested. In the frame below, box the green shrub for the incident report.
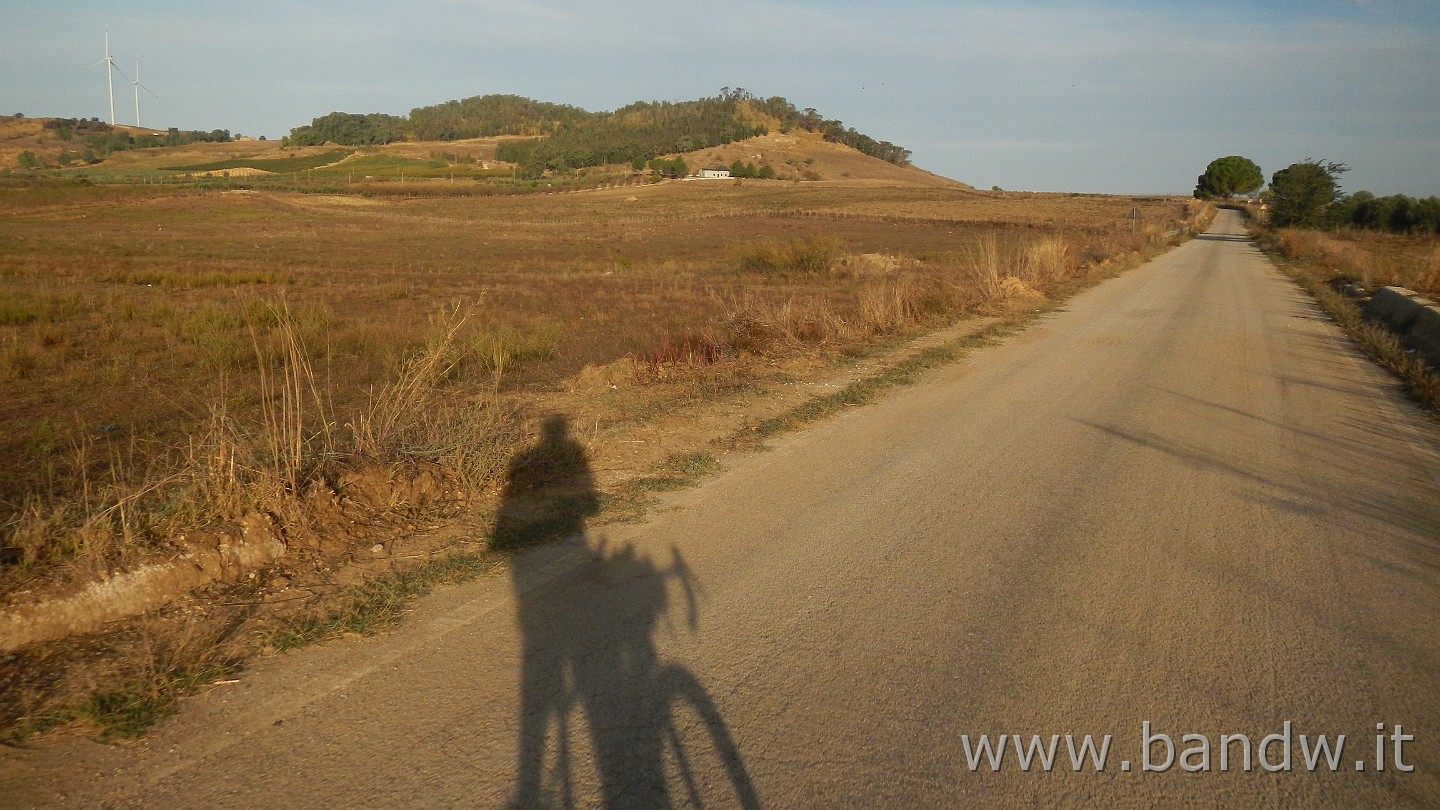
[733,235,843,275]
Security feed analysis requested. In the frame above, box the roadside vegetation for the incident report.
[1264,227,1440,298]
[1210,151,1440,411]
[1256,227,1440,411]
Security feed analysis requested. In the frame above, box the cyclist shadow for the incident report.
[496,415,760,809]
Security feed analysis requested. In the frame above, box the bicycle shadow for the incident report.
[497,415,760,809]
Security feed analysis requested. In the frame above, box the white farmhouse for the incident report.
[696,168,731,180]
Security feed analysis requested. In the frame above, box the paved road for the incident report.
[5,210,1440,807]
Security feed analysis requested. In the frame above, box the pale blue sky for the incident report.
[3,0,1437,195]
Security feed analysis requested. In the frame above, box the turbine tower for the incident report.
[95,28,129,126]
[101,29,116,124]
[131,58,158,128]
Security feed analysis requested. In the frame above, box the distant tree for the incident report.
[1269,160,1347,228]
[17,150,45,170]
[730,159,762,178]
[1356,191,1398,231]
[757,163,776,180]
[1386,196,1419,232]
[1194,155,1263,199]
[1415,197,1440,234]
[648,157,689,179]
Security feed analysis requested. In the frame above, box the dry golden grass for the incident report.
[0,118,48,168]
[1259,227,1440,413]
[0,175,1213,741]
[1271,228,1440,297]
[0,176,1204,586]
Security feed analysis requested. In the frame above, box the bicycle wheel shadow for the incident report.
[496,415,760,809]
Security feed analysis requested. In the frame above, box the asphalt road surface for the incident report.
[5,209,1439,807]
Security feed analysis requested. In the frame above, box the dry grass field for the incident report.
[0,151,1220,739]
[0,176,1204,587]
[1267,227,1440,297]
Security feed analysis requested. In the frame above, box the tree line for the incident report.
[1194,155,1439,234]
[39,118,232,159]
[729,160,777,179]
[1331,191,1440,234]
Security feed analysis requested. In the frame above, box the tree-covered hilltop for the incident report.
[286,112,409,147]
[287,96,591,146]
[495,94,769,178]
[283,89,911,177]
[409,95,594,141]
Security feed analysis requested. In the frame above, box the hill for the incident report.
[284,90,914,179]
[0,97,965,189]
[0,115,233,172]
[680,130,962,188]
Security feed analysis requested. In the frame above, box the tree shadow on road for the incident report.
[497,415,760,809]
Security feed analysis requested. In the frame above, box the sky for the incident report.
[2,0,1437,196]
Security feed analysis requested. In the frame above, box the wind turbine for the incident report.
[131,58,159,128]
[94,27,129,125]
